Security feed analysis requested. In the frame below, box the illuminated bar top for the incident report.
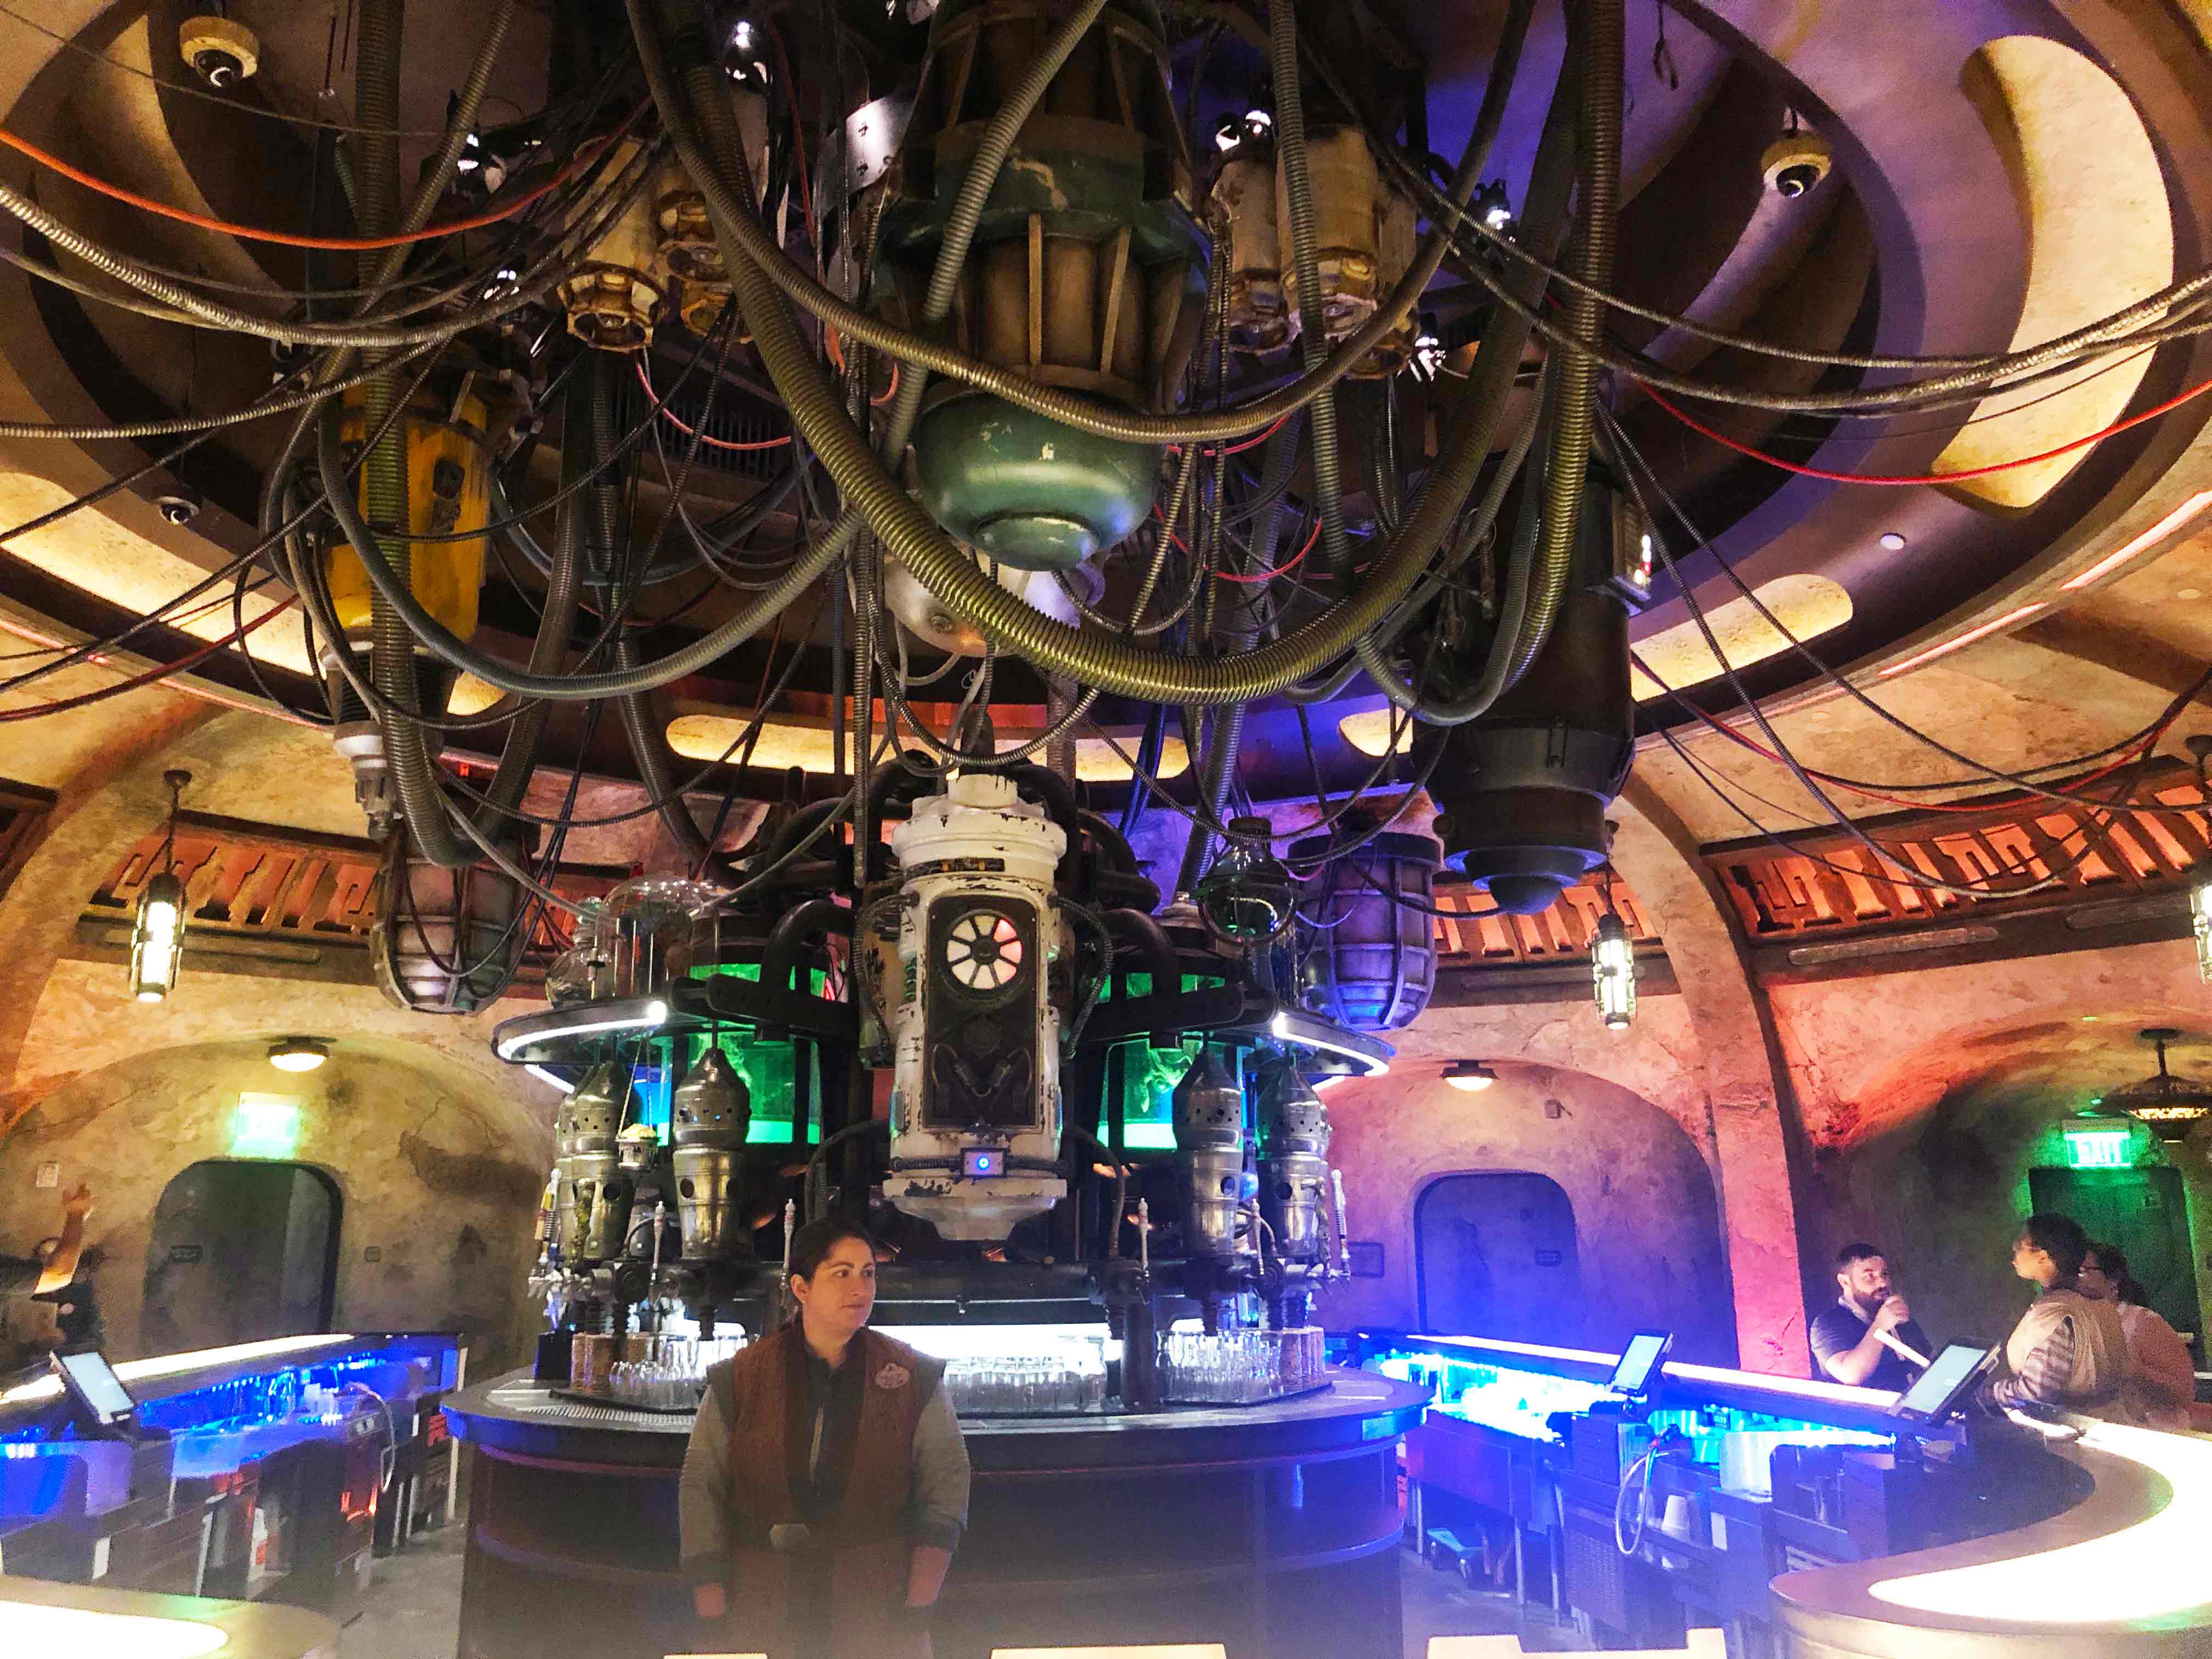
[1774,1415,2212,1653]
[1367,1330,1905,1435]
[1370,1330,2212,1654]
[0,1570,338,1659]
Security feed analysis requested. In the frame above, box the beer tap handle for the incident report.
[1330,1169,1352,1280]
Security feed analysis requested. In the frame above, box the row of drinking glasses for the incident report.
[606,1359,697,1411]
[944,1354,1109,1416]
[1164,1328,1328,1404]
[572,1330,749,1396]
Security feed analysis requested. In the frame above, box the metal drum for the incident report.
[1291,823,1442,1032]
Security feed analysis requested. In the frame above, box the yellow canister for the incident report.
[325,386,491,641]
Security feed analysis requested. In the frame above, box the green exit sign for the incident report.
[2064,1127,2134,1170]
[232,1092,303,1159]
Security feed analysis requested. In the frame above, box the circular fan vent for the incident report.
[943,909,1024,991]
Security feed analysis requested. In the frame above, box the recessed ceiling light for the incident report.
[268,1037,329,1073]
[1879,531,1908,551]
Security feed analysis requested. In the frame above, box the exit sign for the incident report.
[2064,1128,2134,1169]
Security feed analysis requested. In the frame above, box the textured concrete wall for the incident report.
[1317,991,1739,1364]
[1321,1053,1736,1365]
[0,1032,550,1376]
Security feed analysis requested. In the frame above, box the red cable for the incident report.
[637,358,793,450]
[0,596,298,722]
[1214,513,1322,583]
[1218,415,1290,455]
[1640,372,2212,487]
[764,25,817,245]
[823,327,900,405]
[0,116,638,251]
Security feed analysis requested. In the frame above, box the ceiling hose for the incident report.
[637,0,1564,705]
[354,0,476,870]
[594,356,718,867]
[1176,415,1299,894]
[1508,0,1621,688]
[629,3,1518,449]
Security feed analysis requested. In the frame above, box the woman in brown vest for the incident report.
[1982,1212,2129,1420]
[679,1217,970,1658]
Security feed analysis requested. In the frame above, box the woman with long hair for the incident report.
[679,1216,970,1657]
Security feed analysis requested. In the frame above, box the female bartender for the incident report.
[679,1217,970,1658]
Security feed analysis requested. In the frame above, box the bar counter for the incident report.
[1364,1332,2212,1658]
[442,1364,1432,1659]
[0,1568,340,1659]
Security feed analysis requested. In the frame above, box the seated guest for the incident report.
[1811,1241,1933,1390]
[1983,1213,2128,1419]
[2079,1241,2194,1431]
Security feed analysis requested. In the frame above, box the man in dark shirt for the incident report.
[1809,1240,1933,1392]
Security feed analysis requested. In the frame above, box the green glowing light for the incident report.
[2065,1128,2134,1170]
[230,1092,303,1159]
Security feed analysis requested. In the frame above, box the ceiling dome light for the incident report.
[1442,1060,1498,1093]
[268,1037,330,1074]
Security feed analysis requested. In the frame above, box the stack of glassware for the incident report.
[1274,1327,1326,1393]
[1163,1328,1331,1404]
[944,1347,1109,1416]
[606,1358,696,1411]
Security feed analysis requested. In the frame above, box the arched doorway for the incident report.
[142,1160,341,1353]
[1415,1171,1581,1340]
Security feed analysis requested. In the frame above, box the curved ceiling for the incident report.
[0,1,2205,858]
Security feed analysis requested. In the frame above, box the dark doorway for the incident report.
[143,1161,341,1353]
[1415,1172,1581,1340]
[2029,1165,2200,1347]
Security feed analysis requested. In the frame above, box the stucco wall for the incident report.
[1767,936,2212,1351]
[0,1037,550,1375]
[1317,996,1739,1365]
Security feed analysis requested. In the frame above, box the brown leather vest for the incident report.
[705,1326,943,1659]
[712,1324,939,1542]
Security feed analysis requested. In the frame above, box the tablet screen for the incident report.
[1893,1343,1991,1421]
[1610,1330,1672,1397]
[54,1348,137,1427]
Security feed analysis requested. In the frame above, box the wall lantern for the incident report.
[129,769,192,1003]
[1592,910,1636,1031]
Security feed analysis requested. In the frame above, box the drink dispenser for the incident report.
[672,1047,751,1260]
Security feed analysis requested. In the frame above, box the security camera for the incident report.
[179,18,259,91]
[1761,132,1832,199]
[153,486,203,526]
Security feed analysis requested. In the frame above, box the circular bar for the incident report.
[443,1367,1431,1659]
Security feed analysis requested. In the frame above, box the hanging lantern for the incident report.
[129,769,191,1003]
[1592,910,1635,1031]
[1194,817,1298,948]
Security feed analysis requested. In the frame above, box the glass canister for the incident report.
[602,877,719,999]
